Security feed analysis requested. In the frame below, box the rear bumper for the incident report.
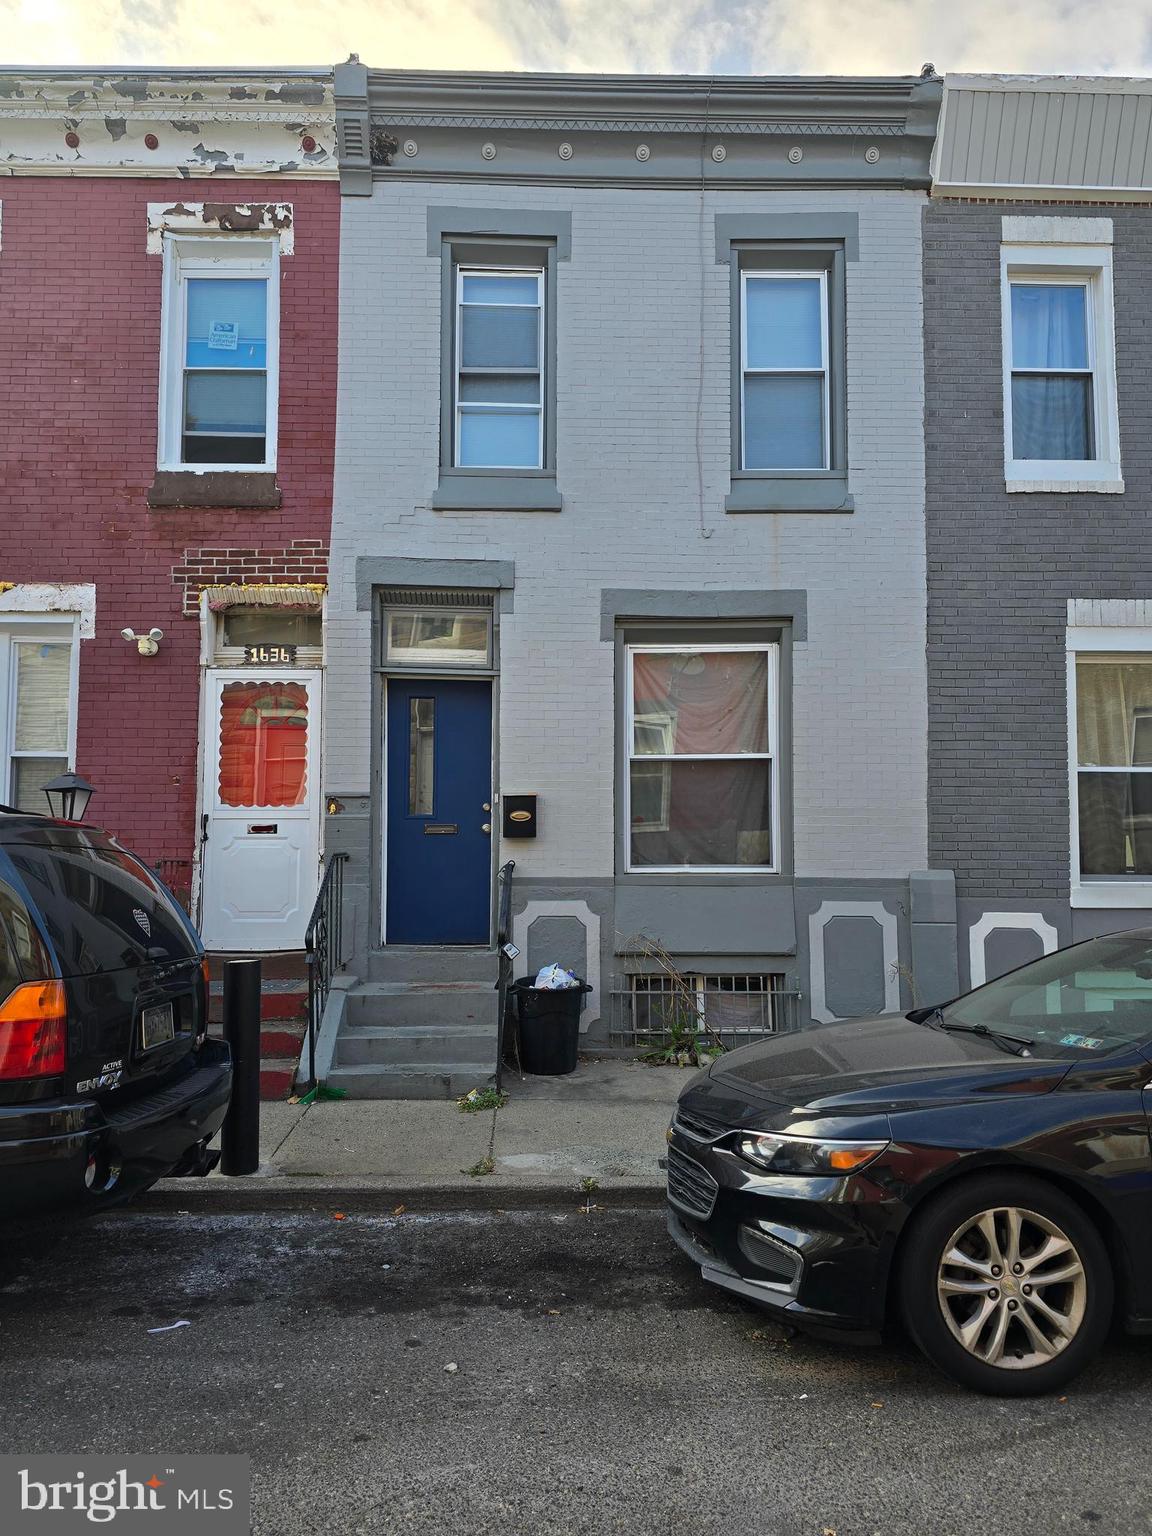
[0,1039,232,1215]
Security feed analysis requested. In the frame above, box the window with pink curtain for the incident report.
[628,647,775,869]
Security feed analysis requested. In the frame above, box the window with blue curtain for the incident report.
[1010,282,1095,461]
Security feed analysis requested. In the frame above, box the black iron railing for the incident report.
[303,852,349,1092]
[494,860,516,1091]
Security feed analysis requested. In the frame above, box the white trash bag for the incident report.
[533,964,580,990]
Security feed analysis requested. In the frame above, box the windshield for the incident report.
[942,930,1152,1058]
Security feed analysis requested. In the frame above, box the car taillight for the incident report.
[0,980,67,1079]
[197,957,211,1045]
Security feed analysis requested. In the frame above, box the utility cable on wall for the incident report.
[695,75,716,540]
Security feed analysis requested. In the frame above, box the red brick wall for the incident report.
[0,177,336,894]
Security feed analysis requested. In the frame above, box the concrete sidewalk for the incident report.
[152,1059,685,1206]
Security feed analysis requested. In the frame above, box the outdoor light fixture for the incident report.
[121,626,164,657]
[42,772,95,823]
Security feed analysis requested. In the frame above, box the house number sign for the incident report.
[245,644,297,664]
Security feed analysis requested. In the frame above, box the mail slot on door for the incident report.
[248,824,279,834]
[502,794,538,839]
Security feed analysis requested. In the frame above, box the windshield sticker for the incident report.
[1058,1033,1106,1049]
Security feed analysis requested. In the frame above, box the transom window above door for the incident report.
[454,268,544,469]
[382,603,493,669]
[625,643,779,873]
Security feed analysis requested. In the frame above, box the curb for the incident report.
[140,1182,668,1214]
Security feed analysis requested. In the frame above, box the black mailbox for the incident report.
[502,794,538,839]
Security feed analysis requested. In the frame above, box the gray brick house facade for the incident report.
[317,61,941,1092]
[927,74,1152,992]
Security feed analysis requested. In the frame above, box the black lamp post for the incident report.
[42,772,95,823]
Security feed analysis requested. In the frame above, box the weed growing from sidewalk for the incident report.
[457,1086,508,1114]
[464,1156,496,1177]
[579,1176,600,1194]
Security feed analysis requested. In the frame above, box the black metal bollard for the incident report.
[220,957,261,1176]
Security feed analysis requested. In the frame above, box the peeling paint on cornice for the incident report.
[0,68,336,179]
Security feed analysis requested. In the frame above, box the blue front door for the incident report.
[385,678,493,944]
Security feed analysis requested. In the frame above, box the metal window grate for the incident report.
[377,589,494,608]
[610,973,801,1050]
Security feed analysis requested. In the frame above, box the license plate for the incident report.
[140,1003,175,1051]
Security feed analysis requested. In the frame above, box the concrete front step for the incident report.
[336,1023,497,1069]
[324,1063,496,1100]
[366,946,500,984]
[346,981,497,1029]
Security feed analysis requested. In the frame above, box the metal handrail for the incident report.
[303,851,349,1092]
[494,859,516,1091]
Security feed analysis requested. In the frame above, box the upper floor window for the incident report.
[740,271,829,470]
[1001,240,1120,492]
[453,267,544,469]
[159,236,279,472]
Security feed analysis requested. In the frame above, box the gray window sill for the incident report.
[432,473,562,512]
[148,470,281,510]
[725,475,854,514]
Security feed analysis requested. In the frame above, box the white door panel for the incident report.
[199,670,320,951]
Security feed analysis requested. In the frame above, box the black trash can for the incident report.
[510,976,592,1076]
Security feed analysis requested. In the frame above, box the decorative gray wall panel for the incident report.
[823,915,887,1017]
[614,883,797,957]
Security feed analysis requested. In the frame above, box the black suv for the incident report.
[0,813,231,1215]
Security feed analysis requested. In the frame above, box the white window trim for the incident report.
[453,264,544,471]
[1067,625,1152,908]
[0,617,80,811]
[1001,242,1122,493]
[624,641,779,875]
[158,233,280,474]
[739,269,830,473]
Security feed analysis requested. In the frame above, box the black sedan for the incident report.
[667,928,1152,1395]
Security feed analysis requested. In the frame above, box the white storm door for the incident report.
[199,670,321,951]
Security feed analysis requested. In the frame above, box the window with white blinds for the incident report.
[12,642,72,811]
[0,627,77,813]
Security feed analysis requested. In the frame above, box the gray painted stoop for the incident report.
[324,948,500,1100]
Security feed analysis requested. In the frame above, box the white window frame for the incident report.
[1067,625,1152,908]
[739,270,830,472]
[453,264,544,470]
[158,234,280,474]
[624,641,779,875]
[0,618,80,812]
[1001,243,1121,492]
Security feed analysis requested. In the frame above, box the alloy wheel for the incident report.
[936,1205,1088,1370]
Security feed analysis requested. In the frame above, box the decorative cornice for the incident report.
[370,114,907,136]
[336,64,941,194]
[0,69,336,179]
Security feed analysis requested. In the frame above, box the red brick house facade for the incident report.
[0,70,337,946]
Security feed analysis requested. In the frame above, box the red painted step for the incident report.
[205,952,310,1101]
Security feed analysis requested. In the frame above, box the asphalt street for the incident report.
[2,1203,1150,1536]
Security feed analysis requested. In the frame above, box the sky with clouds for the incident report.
[3,0,1152,77]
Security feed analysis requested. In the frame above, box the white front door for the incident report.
[199,669,321,951]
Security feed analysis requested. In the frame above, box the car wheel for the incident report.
[901,1174,1113,1396]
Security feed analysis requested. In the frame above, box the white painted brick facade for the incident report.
[327,180,928,883]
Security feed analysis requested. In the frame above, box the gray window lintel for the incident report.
[427,207,572,260]
[600,589,807,643]
[714,213,860,265]
[356,556,515,612]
